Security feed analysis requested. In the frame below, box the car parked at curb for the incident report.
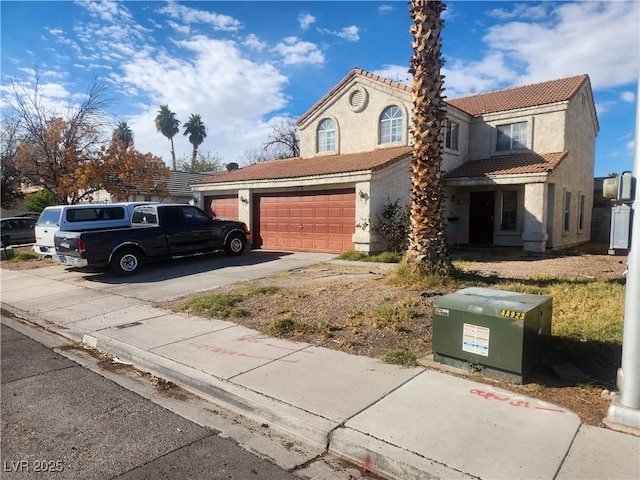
[1,217,37,247]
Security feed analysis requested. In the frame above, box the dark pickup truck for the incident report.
[53,203,251,275]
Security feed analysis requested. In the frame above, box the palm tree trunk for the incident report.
[170,138,177,171]
[191,148,197,168]
[407,0,452,275]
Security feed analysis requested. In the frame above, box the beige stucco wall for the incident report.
[298,77,412,158]
[544,85,597,249]
[468,104,568,160]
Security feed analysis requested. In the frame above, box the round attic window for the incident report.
[348,87,368,112]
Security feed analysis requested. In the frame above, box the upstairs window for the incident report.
[379,106,403,144]
[444,120,459,151]
[497,122,527,151]
[317,118,336,153]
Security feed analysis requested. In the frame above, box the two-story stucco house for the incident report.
[191,68,598,254]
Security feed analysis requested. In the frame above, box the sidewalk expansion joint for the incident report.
[552,422,583,480]
[226,345,314,381]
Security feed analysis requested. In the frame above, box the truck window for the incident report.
[183,206,208,225]
[132,207,158,224]
[37,208,62,225]
[67,207,125,222]
[162,207,185,225]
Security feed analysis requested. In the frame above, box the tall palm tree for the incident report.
[113,121,133,149]
[154,104,180,170]
[183,113,207,167]
[406,0,452,275]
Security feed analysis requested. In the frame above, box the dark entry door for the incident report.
[469,191,495,245]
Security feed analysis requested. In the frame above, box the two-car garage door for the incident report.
[255,189,355,253]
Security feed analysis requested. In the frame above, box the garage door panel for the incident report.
[257,190,354,253]
[205,195,238,220]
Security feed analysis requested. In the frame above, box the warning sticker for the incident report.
[462,323,490,357]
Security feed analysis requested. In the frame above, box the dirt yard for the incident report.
[166,244,628,428]
[3,244,629,427]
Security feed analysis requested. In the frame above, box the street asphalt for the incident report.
[1,249,639,479]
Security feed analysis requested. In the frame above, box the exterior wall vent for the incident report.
[348,87,368,112]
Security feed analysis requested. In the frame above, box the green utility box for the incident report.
[432,287,552,383]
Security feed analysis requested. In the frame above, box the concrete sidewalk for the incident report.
[1,262,638,480]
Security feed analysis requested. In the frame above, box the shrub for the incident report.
[371,199,410,254]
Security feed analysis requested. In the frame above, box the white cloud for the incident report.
[443,52,518,98]
[484,1,639,89]
[272,37,324,66]
[74,0,131,23]
[442,1,639,99]
[112,35,289,163]
[318,25,360,42]
[298,12,316,30]
[378,5,394,15]
[487,3,549,21]
[621,91,636,103]
[243,33,267,52]
[371,65,411,85]
[158,1,241,32]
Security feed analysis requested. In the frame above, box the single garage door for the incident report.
[204,195,238,220]
[256,189,355,253]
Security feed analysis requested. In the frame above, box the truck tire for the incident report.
[111,248,142,275]
[224,233,246,256]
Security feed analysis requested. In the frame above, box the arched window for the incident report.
[379,106,403,144]
[317,118,336,153]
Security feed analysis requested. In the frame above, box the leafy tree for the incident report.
[183,114,207,167]
[406,0,453,275]
[25,189,57,213]
[176,151,224,173]
[9,74,110,204]
[113,121,133,149]
[7,72,172,204]
[155,104,180,171]
[0,113,24,208]
[90,137,170,201]
[261,115,300,160]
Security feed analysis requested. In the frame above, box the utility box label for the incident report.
[462,323,490,357]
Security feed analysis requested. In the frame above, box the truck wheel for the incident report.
[224,233,246,256]
[111,248,142,275]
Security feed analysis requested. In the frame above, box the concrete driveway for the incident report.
[22,250,336,302]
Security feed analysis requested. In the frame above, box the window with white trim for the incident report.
[317,118,336,153]
[563,190,572,233]
[444,120,459,151]
[497,122,527,151]
[500,190,518,231]
[379,106,403,144]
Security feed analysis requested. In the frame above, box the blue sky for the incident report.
[1,1,638,177]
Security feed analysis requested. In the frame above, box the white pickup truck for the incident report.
[34,202,156,255]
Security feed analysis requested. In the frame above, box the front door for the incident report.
[469,191,495,245]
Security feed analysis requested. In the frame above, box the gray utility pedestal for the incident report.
[432,287,552,384]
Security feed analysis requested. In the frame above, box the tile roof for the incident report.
[444,152,568,179]
[167,171,213,196]
[192,146,413,184]
[446,76,589,116]
[297,69,590,123]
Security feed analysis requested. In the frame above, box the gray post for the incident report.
[606,73,640,431]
